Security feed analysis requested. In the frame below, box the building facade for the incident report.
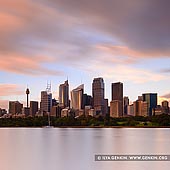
[83,94,93,108]
[127,104,134,116]
[59,80,69,108]
[92,77,105,115]
[110,100,123,117]
[40,91,52,114]
[30,101,38,116]
[162,100,169,114]
[9,101,23,115]
[133,100,148,116]
[124,96,129,116]
[110,82,123,117]
[71,84,84,110]
[142,93,157,116]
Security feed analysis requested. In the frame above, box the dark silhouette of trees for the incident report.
[0,114,170,127]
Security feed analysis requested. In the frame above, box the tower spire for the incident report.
[26,87,30,108]
[46,82,51,94]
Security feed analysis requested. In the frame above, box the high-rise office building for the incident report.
[112,82,123,101]
[92,77,105,115]
[71,84,84,110]
[111,82,123,117]
[30,101,38,116]
[59,80,69,108]
[154,105,163,115]
[40,91,52,114]
[103,99,108,115]
[83,94,93,108]
[138,96,143,101]
[124,96,129,115]
[9,101,23,115]
[133,100,148,116]
[141,101,149,116]
[51,105,62,117]
[52,98,59,107]
[110,100,122,117]
[162,100,169,114]
[22,107,30,116]
[128,104,134,116]
[142,93,157,116]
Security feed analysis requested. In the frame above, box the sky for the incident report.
[0,0,170,109]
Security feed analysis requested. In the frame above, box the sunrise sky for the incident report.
[0,0,170,109]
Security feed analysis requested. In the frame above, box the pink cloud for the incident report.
[0,53,63,76]
[0,100,9,109]
[0,84,23,96]
[0,0,170,78]
[96,44,170,62]
[0,84,24,109]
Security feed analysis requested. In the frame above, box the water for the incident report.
[0,128,170,170]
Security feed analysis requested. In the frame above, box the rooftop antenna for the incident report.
[46,81,51,94]
[65,76,69,84]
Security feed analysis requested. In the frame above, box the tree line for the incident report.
[0,114,170,127]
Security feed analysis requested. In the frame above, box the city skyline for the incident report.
[4,79,169,117]
[0,0,170,109]
[0,77,170,110]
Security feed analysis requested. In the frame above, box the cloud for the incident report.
[0,100,9,110]
[95,44,169,61]
[0,53,63,76]
[0,0,69,76]
[161,93,170,99]
[0,84,23,96]
[0,0,170,77]
[158,93,170,105]
[45,0,170,56]
[85,63,165,84]
[158,97,170,105]
[0,84,29,109]
[160,68,170,73]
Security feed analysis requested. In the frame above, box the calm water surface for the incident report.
[0,128,170,170]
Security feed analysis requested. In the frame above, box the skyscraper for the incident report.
[40,91,52,114]
[112,82,123,101]
[83,94,93,108]
[71,84,84,110]
[59,80,69,108]
[30,101,38,116]
[103,98,108,115]
[111,82,123,117]
[133,100,148,116]
[110,100,122,117]
[142,93,157,116]
[124,96,129,115]
[127,104,134,116]
[162,100,169,114]
[9,101,23,115]
[92,77,105,115]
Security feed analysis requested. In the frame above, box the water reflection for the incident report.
[0,128,170,170]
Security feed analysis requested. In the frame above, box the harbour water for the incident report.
[0,128,170,170]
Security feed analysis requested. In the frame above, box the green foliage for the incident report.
[0,114,170,127]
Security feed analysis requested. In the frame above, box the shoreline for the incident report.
[0,126,170,128]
